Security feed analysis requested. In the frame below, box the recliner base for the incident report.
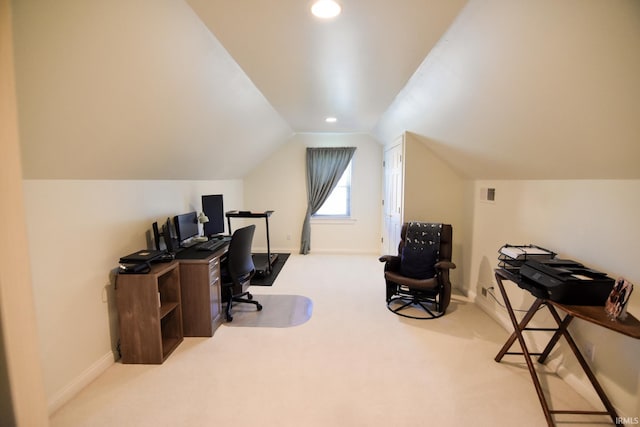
[386,295,444,320]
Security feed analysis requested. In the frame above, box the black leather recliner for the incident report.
[379,222,456,319]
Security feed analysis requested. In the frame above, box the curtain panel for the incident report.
[300,147,356,254]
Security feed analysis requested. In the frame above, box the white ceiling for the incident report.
[186,0,467,133]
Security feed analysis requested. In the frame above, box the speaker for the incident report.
[152,221,161,251]
[161,217,179,253]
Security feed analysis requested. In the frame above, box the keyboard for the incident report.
[196,237,229,252]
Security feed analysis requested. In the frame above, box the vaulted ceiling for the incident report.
[187,0,466,133]
[13,0,640,180]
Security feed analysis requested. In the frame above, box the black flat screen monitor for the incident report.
[202,194,225,237]
[174,211,199,244]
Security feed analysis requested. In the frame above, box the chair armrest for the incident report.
[378,255,398,263]
[379,255,401,272]
[435,261,456,270]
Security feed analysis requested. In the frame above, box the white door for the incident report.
[382,140,403,255]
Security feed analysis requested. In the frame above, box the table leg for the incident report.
[264,216,272,273]
[538,313,573,364]
[545,305,619,425]
[495,298,545,362]
[494,272,555,426]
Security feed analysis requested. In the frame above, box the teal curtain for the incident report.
[300,147,356,254]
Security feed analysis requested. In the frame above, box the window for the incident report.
[313,161,352,217]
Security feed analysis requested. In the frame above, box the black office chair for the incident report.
[221,224,262,322]
[379,222,456,319]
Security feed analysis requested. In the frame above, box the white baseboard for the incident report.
[251,246,293,253]
[466,288,477,301]
[252,246,378,256]
[48,351,115,415]
[307,249,379,255]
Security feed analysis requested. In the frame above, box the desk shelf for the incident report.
[159,302,179,319]
[116,261,183,364]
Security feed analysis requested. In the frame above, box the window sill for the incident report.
[310,217,357,225]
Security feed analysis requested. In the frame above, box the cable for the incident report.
[484,286,545,313]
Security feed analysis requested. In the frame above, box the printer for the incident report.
[520,258,614,305]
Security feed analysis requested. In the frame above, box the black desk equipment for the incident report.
[498,244,614,306]
[520,259,614,305]
[195,236,231,252]
[226,210,277,276]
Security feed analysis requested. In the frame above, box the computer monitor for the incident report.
[173,212,199,245]
[202,194,225,237]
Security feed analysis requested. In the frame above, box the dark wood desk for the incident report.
[494,268,640,426]
[177,244,229,337]
[177,244,228,337]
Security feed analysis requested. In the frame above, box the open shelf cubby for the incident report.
[116,261,183,364]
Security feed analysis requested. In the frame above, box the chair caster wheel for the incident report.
[257,304,263,311]
[247,294,253,300]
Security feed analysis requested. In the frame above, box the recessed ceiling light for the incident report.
[311,0,342,19]
[325,117,338,123]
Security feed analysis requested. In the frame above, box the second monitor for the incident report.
[202,194,225,237]
[174,211,199,246]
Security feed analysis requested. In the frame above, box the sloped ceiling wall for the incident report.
[13,0,640,181]
[374,0,640,179]
[13,0,292,180]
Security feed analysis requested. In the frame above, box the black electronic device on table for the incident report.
[118,249,173,274]
[152,217,180,253]
[119,249,164,264]
[520,258,614,305]
[174,211,199,247]
[118,262,151,274]
[202,194,226,237]
[195,236,231,252]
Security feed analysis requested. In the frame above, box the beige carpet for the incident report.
[50,254,612,427]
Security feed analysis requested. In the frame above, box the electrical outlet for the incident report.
[583,342,596,362]
[102,285,109,303]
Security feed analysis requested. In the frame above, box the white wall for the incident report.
[243,133,382,254]
[402,132,468,287]
[0,1,49,424]
[22,179,243,412]
[468,179,640,418]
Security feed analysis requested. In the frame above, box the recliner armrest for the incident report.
[378,255,398,263]
[435,261,456,270]
[379,255,401,272]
